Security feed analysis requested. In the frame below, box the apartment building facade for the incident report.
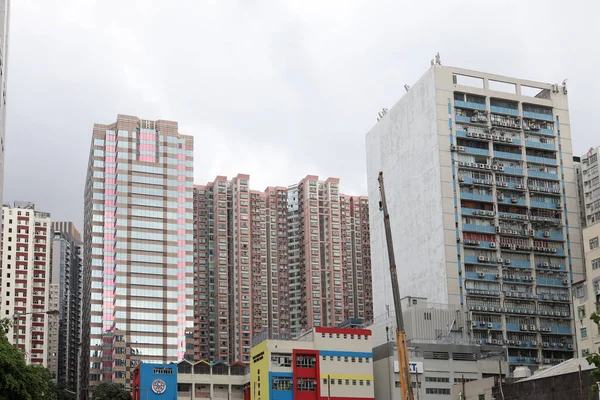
[83,114,194,389]
[572,222,600,357]
[192,175,372,364]
[579,146,600,226]
[0,202,54,365]
[366,65,582,373]
[47,222,83,394]
[250,327,375,400]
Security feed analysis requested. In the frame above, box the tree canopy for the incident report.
[91,381,132,400]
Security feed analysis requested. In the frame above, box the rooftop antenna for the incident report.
[377,108,389,122]
[430,59,434,66]
[435,52,442,65]
[404,84,410,92]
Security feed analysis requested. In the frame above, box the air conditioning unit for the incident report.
[476,339,482,344]
[500,137,506,142]
[488,323,493,328]
[521,324,528,330]
[505,259,511,265]
[543,262,549,267]
[557,203,563,209]
[451,145,457,151]
[563,279,568,285]
[479,272,485,277]
[458,146,466,151]
[478,256,485,262]
[516,341,522,345]
[551,248,557,253]
[471,322,477,328]
[568,344,573,349]
[497,257,503,263]
[459,161,466,166]
[485,257,490,262]
[467,132,473,137]
[478,163,485,169]
[511,198,518,203]
[543,231,550,237]
[530,324,536,331]
[507,137,513,143]
[543,342,549,348]
[486,164,491,169]
[510,275,515,280]
[532,341,538,346]
[490,242,496,248]
[499,166,505,171]
[493,165,498,170]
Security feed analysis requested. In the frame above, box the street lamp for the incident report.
[12,309,59,353]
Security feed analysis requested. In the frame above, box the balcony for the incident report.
[455,100,487,111]
[527,170,559,180]
[472,321,503,330]
[501,167,524,175]
[461,208,494,217]
[536,278,567,287]
[535,231,564,240]
[530,201,560,210]
[523,111,554,122]
[465,289,501,297]
[508,356,538,364]
[491,106,519,116]
[526,155,557,165]
[463,147,490,156]
[540,326,572,335]
[456,115,472,123]
[462,224,496,233]
[456,130,469,138]
[460,192,494,202]
[504,260,531,268]
[499,197,526,206]
[465,272,499,281]
[538,128,555,135]
[498,211,528,220]
[525,140,556,151]
[495,151,522,160]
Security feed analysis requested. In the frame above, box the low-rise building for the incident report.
[132,363,178,400]
[175,360,248,400]
[369,298,507,400]
[250,327,375,400]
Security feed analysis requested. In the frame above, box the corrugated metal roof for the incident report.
[518,358,594,382]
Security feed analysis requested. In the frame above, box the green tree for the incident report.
[587,312,600,390]
[0,317,59,400]
[92,381,132,400]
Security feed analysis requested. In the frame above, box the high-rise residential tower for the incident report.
[366,65,582,372]
[192,174,372,364]
[83,115,194,389]
[0,202,54,365]
[578,146,600,226]
[47,222,82,395]
[0,0,9,207]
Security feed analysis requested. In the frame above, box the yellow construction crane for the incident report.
[378,171,414,400]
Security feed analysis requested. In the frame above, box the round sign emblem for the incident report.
[151,379,167,394]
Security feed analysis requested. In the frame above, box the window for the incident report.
[479,395,485,400]
[576,285,585,298]
[426,388,451,395]
[582,349,590,357]
[591,237,599,250]
[296,379,316,391]
[581,327,588,340]
[425,377,450,383]
[272,377,292,391]
[296,355,316,368]
[578,306,586,320]
[593,257,600,270]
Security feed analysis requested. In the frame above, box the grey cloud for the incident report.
[4,0,599,229]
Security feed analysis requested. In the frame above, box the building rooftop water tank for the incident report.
[513,366,532,378]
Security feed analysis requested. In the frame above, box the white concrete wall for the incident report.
[366,67,447,317]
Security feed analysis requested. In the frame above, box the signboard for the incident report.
[394,361,423,374]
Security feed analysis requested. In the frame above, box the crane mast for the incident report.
[378,171,414,400]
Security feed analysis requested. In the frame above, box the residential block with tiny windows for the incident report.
[366,64,583,374]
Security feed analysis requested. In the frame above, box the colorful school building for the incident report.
[250,327,375,400]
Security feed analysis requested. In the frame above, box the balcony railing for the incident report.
[491,106,519,116]
[526,155,557,165]
[525,140,556,151]
[462,224,496,233]
[527,170,559,180]
[499,197,526,206]
[455,100,487,110]
[530,200,560,210]
[523,111,554,122]
[501,167,524,175]
[460,193,494,202]
[463,147,490,156]
[495,151,522,160]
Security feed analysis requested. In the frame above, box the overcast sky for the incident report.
[4,0,599,230]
